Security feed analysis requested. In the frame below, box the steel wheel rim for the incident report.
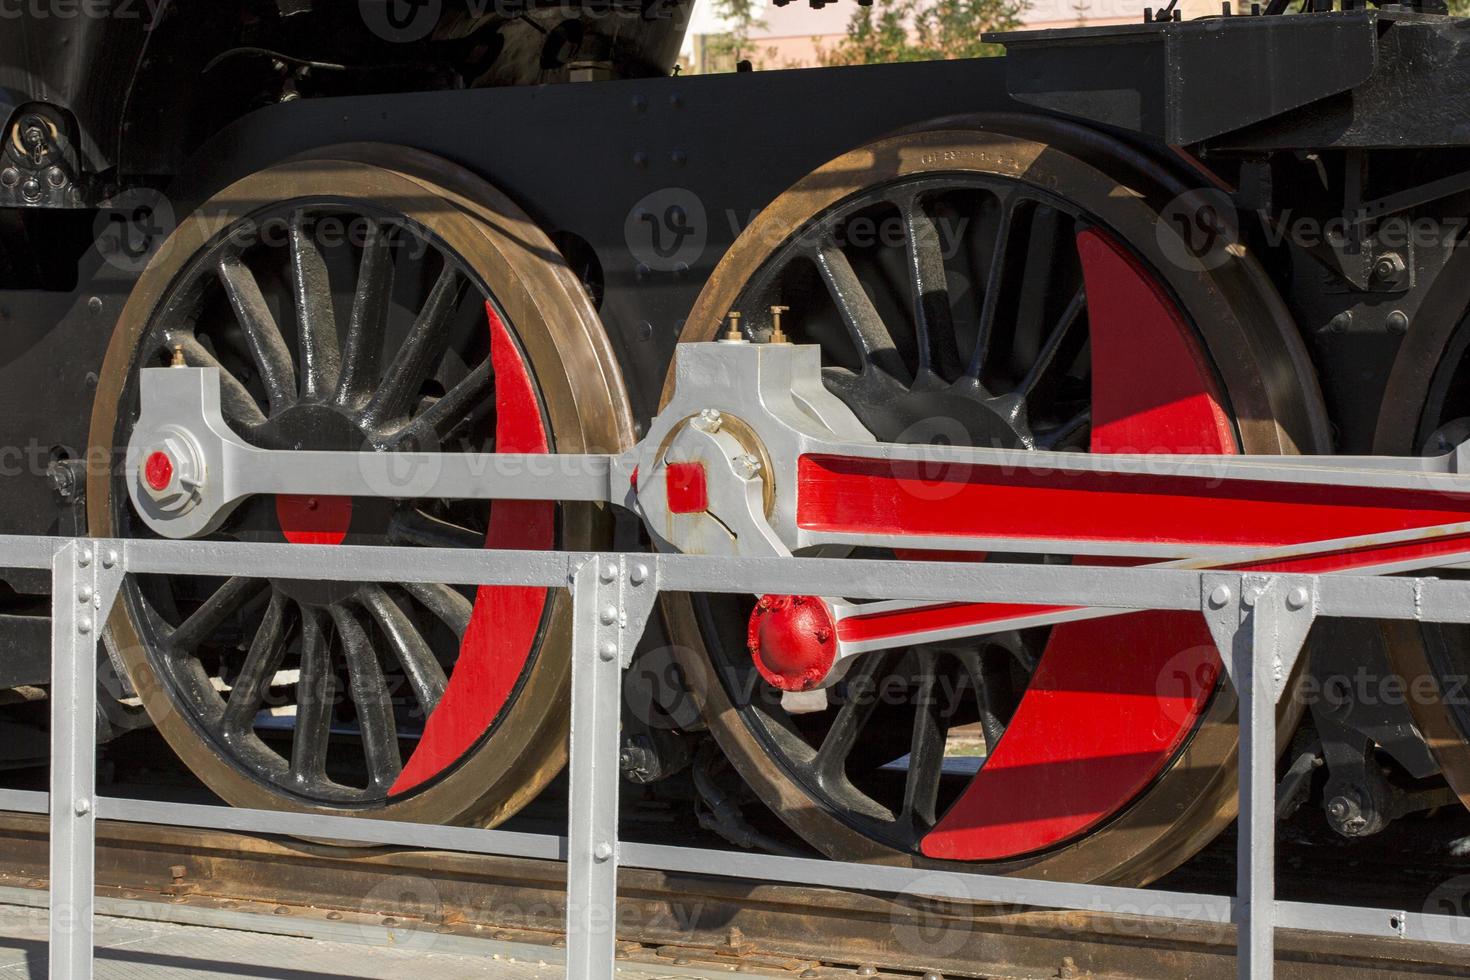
[667,121,1325,883]
[88,149,633,823]
[1378,281,1470,811]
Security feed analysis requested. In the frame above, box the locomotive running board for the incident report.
[128,340,1470,671]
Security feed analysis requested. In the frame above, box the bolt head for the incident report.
[1208,585,1232,609]
[598,562,617,584]
[1286,586,1310,610]
[138,430,202,512]
[101,550,118,569]
[144,450,174,493]
[599,604,619,626]
[78,548,92,568]
[73,798,91,816]
[593,842,613,862]
[77,586,92,603]
[599,641,618,662]
[77,618,92,635]
[629,563,649,586]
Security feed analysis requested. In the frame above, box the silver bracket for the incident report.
[565,554,657,980]
[1202,572,1315,702]
[50,539,125,980]
[1201,571,1315,980]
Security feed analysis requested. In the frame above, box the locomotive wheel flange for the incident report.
[1374,247,1470,813]
[88,146,632,826]
[665,118,1329,884]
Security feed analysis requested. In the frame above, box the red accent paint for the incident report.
[390,301,553,795]
[666,462,710,514]
[798,454,1470,549]
[748,595,838,691]
[144,451,173,492]
[275,495,352,546]
[921,227,1243,861]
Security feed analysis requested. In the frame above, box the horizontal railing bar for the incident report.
[96,797,567,863]
[0,535,62,571]
[620,841,1234,926]
[10,535,1470,618]
[0,789,48,815]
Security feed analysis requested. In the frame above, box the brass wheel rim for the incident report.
[87,146,632,825]
[665,120,1326,884]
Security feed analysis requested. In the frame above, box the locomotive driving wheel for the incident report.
[668,119,1329,883]
[88,147,632,823]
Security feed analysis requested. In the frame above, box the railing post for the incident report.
[1203,572,1314,980]
[49,539,124,980]
[565,555,657,980]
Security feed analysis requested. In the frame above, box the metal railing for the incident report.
[2,533,1470,979]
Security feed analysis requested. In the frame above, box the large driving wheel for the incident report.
[668,119,1328,883]
[88,147,632,823]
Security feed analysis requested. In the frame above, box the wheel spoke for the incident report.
[337,220,395,407]
[387,507,484,550]
[165,332,267,428]
[361,584,447,721]
[813,653,887,788]
[217,254,297,415]
[900,652,947,833]
[290,606,335,786]
[1013,205,1070,358]
[967,194,1019,380]
[388,359,492,450]
[168,577,267,653]
[289,211,341,401]
[362,264,466,428]
[812,243,909,383]
[329,603,403,788]
[221,592,291,735]
[403,581,473,637]
[1037,407,1091,450]
[1015,287,1086,399]
[901,198,960,384]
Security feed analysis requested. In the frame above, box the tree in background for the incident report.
[817,0,1028,66]
[703,0,767,68]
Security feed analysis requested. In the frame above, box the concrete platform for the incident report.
[0,900,787,979]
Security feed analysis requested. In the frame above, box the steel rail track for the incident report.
[0,812,1464,979]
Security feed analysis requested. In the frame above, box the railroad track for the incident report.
[0,811,1466,979]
